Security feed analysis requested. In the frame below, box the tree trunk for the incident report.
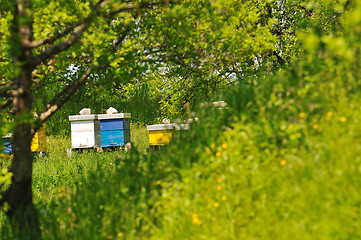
[2,0,41,238]
[5,73,41,238]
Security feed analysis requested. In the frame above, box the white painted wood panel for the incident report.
[69,115,97,121]
[71,121,95,132]
[71,131,95,148]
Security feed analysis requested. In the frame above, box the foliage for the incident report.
[45,82,161,136]
[1,0,360,238]
[1,0,320,123]
[0,166,12,203]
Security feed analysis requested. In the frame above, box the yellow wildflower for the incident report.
[280,160,287,166]
[312,124,319,130]
[78,182,83,186]
[192,214,202,225]
[299,112,305,118]
[217,185,222,191]
[221,195,227,201]
[214,202,220,208]
[217,177,223,183]
[221,143,228,149]
[193,218,202,225]
[117,232,123,237]
[216,152,221,157]
[327,111,333,117]
[340,117,347,122]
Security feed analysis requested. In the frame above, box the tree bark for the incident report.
[2,0,41,238]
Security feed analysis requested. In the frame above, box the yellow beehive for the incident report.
[31,124,47,152]
[147,124,175,146]
[147,123,190,146]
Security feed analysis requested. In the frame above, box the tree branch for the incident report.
[0,82,13,97]
[0,91,11,98]
[106,0,179,17]
[33,65,94,132]
[0,98,12,109]
[34,78,67,92]
[32,0,174,131]
[23,0,110,49]
[344,0,353,11]
[31,23,91,67]
[30,0,112,66]
[33,21,128,131]
[31,0,179,66]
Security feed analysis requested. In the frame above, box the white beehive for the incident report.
[69,115,100,149]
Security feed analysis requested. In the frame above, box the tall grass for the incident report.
[2,4,361,237]
[0,124,150,239]
[2,72,361,239]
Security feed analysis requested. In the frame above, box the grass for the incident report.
[2,10,361,237]
[1,80,361,239]
[32,122,150,205]
[153,109,361,239]
[0,123,150,239]
[2,82,361,239]
[1,85,359,239]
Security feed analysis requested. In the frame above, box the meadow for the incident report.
[2,68,361,239]
[2,2,361,238]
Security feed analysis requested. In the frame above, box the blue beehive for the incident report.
[2,135,12,154]
[98,113,131,148]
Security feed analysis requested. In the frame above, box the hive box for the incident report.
[98,113,131,148]
[2,135,12,154]
[147,124,175,146]
[1,124,47,154]
[147,123,190,146]
[69,113,131,149]
[31,124,47,152]
[69,115,101,149]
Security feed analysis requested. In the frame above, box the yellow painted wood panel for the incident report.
[31,124,46,152]
[149,130,174,146]
[30,132,39,152]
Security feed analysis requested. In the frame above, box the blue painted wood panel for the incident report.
[3,140,12,154]
[100,119,130,131]
[100,119,123,131]
[101,130,124,147]
[100,130,130,147]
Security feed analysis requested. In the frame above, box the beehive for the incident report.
[69,115,100,149]
[2,135,12,154]
[173,124,190,131]
[1,124,47,154]
[147,124,190,146]
[31,124,47,152]
[98,113,131,148]
[147,124,175,146]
